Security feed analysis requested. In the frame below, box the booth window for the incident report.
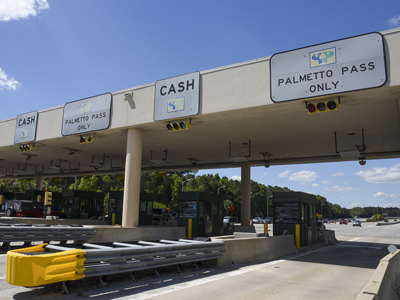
[199,201,204,218]
[275,202,299,223]
[179,201,197,218]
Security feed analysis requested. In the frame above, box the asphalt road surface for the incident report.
[1,222,399,300]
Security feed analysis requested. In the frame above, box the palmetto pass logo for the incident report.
[310,47,336,68]
[167,97,185,113]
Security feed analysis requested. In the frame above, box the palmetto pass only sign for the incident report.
[270,32,386,102]
[62,93,112,136]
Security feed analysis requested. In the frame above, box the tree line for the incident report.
[0,171,369,219]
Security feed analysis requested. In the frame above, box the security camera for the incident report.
[264,162,270,168]
[359,159,366,166]
[124,92,132,100]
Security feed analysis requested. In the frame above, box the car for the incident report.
[322,218,329,223]
[339,218,348,224]
[4,200,66,218]
[353,220,361,227]
[263,217,273,224]
[252,217,264,224]
[330,219,335,223]
[384,219,389,222]
[223,216,230,223]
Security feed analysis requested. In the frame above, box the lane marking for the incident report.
[348,237,361,242]
[119,247,328,299]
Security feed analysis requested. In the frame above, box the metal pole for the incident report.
[295,224,300,248]
[267,196,272,218]
[218,186,225,194]
[188,218,192,239]
[182,179,192,192]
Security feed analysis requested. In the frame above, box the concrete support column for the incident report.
[36,177,43,190]
[241,165,251,226]
[122,128,143,227]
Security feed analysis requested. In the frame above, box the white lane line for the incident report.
[121,247,328,299]
[348,237,361,242]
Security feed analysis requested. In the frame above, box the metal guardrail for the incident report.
[6,239,226,291]
[0,225,96,250]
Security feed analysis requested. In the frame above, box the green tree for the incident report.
[350,207,365,218]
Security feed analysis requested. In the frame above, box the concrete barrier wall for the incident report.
[356,250,400,300]
[321,229,337,245]
[212,235,298,266]
[87,226,186,243]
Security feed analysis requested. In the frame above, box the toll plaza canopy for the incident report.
[0,28,400,180]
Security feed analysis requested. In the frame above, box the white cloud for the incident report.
[0,0,49,21]
[387,15,400,28]
[346,202,361,209]
[382,202,400,208]
[289,170,318,182]
[230,176,241,181]
[355,164,400,184]
[312,183,319,187]
[373,192,397,198]
[332,172,345,177]
[263,172,268,176]
[325,186,358,191]
[345,180,351,184]
[321,181,330,185]
[278,170,291,178]
[0,68,21,90]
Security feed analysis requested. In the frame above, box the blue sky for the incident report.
[1,0,400,209]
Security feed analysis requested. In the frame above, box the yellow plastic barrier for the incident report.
[6,243,86,287]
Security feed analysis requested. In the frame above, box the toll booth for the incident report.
[107,191,153,225]
[61,190,104,219]
[273,192,317,247]
[177,192,224,238]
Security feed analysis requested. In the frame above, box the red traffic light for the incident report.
[307,103,316,113]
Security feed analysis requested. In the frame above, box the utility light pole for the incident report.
[182,179,192,191]
[218,186,225,194]
[267,196,273,218]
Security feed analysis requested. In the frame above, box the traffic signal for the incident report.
[306,99,340,114]
[37,195,42,202]
[0,195,4,205]
[79,135,95,144]
[166,120,191,132]
[166,204,170,213]
[232,206,236,216]
[44,191,52,206]
[316,209,319,218]
[19,144,34,152]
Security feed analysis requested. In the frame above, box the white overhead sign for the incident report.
[14,111,38,144]
[154,72,200,121]
[62,93,112,136]
[270,32,386,102]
